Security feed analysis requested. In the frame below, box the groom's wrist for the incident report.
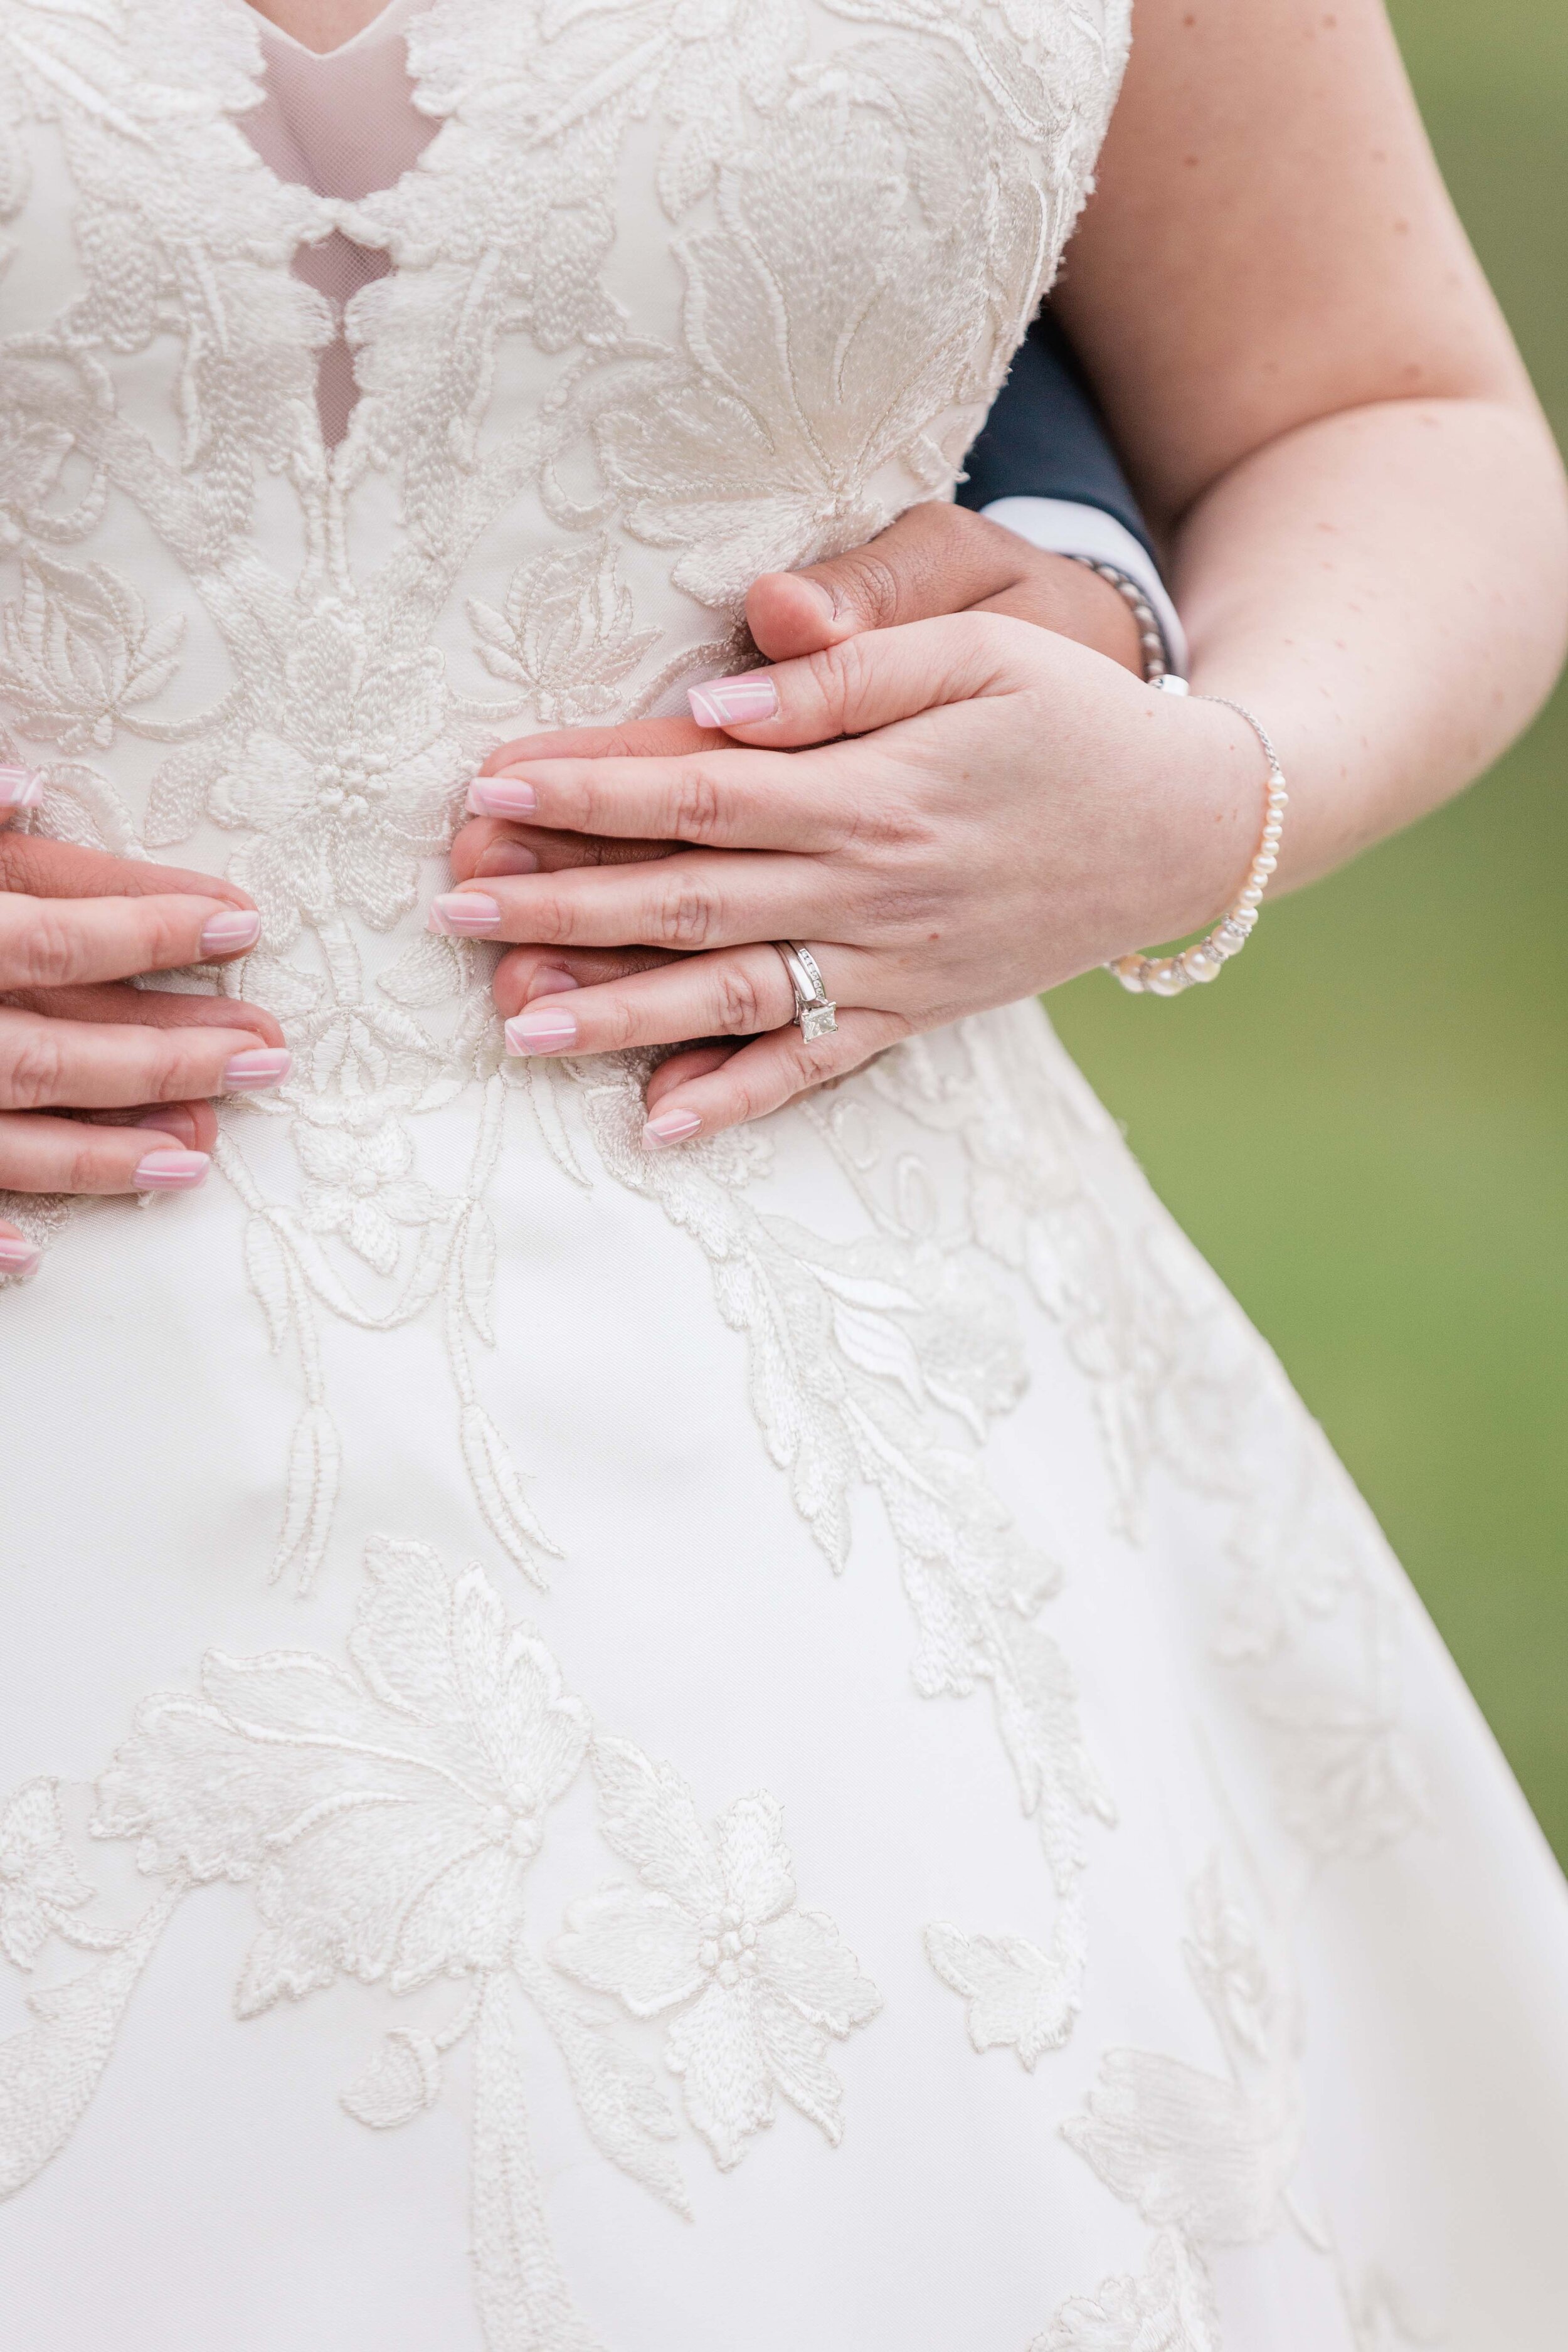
[981,496,1187,679]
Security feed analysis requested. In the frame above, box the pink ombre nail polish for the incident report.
[505,1009,578,1056]
[687,675,778,729]
[0,1234,41,1279]
[642,1108,702,1148]
[134,1149,210,1191]
[0,763,43,809]
[429,891,503,935]
[467,778,538,819]
[199,908,262,956]
[222,1047,292,1092]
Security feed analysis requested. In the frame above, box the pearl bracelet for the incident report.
[1062,554,1172,684]
[1106,677,1288,996]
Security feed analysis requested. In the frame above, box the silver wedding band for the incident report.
[773,941,838,1042]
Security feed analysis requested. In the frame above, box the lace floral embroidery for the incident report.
[0,1535,884,2346]
[1036,1859,1431,2351]
[560,1047,1112,2067]
[852,1007,1426,1870]
[553,1740,881,2169]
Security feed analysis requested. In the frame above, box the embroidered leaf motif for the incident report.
[1047,1860,1304,2347]
[923,1921,1076,2070]
[377,931,469,1011]
[1032,2226,1221,2352]
[145,735,233,849]
[461,1204,499,1348]
[241,1214,294,1356]
[466,536,659,725]
[470,1978,601,2352]
[460,1404,558,1587]
[0,1780,93,1971]
[272,1398,341,1592]
[0,1886,180,2201]
[0,554,184,754]
[511,1941,688,2217]
[1065,2050,1301,2246]
[341,2026,443,2129]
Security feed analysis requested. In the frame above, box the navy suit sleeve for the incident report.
[956,307,1155,564]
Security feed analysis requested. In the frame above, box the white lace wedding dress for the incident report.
[2,3,1567,2346]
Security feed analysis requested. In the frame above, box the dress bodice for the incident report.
[0,0,1127,1258]
[0,0,1126,889]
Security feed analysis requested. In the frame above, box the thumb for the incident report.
[746,504,1035,660]
[687,610,1039,750]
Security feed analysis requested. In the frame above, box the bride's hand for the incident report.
[446,501,1157,1070]
[451,501,1148,893]
[432,615,1269,1143]
[0,789,289,1279]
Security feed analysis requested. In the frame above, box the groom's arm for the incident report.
[958,307,1187,675]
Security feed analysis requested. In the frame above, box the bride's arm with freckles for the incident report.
[1052,0,1568,875]
[434,0,1567,1142]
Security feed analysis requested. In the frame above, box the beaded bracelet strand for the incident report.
[1106,675,1289,996]
[1062,554,1172,684]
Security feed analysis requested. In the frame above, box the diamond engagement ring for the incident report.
[773,941,838,1042]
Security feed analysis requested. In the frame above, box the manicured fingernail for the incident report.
[477,842,539,877]
[134,1148,209,1191]
[505,1009,578,1056]
[199,908,262,956]
[524,966,580,1001]
[467,778,538,818]
[223,1047,292,1092]
[642,1108,702,1148]
[688,675,778,729]
[0,763,43,809]
[429,891,502,935]
[0,1235,41,1279]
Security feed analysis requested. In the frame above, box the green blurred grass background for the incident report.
[1049,0,1568,1858]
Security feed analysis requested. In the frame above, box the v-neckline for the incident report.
[239,0,422,66]
[220,0,445,216]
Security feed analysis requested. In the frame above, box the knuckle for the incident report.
[665,765,724,842]
[12,906,85,988]
[844,548,902,628]
[818,630,879,719]
[726,1068,773,1126]
[595,992,641,1051]
[0,1022,67,1110]
[783,1034,834,1089]
[711,961,765,1037]
[143,905,200,969]
[526,894,573,945]
[63,1130,112,1193]
[655,876,715,948]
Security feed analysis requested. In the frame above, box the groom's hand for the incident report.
[451,502,1145,900]
[745,501,1145,668]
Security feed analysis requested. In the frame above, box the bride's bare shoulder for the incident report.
[1057,0,1532,521]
